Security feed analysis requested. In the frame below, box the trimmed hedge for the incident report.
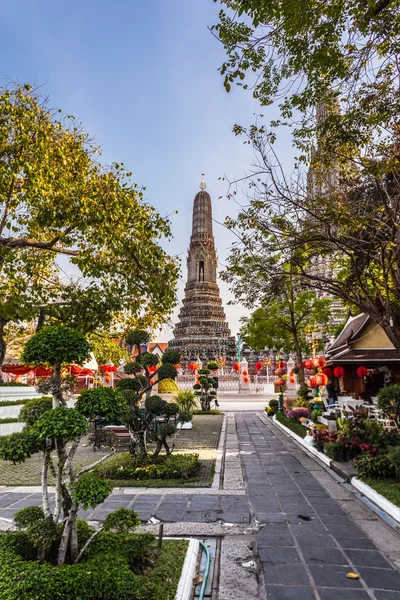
[275,412,307,438]
[0,418,20,424]
[192,409,223,415]
[0,397,51,408]
[96,452,199,481]
[0,531,188,600]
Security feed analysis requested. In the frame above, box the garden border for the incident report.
[271,414,400,526]
[169,537,200,600]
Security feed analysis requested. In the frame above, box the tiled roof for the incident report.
[328,314,369,352]
[329,348,400,363]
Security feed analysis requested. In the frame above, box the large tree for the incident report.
[0,83,179,371]
[223,262,331,384]
[213,0,400,348]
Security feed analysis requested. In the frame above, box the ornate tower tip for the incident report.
[200,173,206,191]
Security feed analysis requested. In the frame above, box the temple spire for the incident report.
[200,173,206,191]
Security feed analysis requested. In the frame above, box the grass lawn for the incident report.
[146,539,189,600]
[362,478,400,508]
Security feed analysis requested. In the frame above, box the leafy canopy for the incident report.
[21,325,91,367]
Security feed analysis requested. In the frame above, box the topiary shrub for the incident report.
[157,363,178,381]
[73,476,113,509]
[269,399,279,408]
[388,445,400,479]
[116,376,146,391]
[161,349,181,365]
[137,352,159,368]
[0,430,41,463]
[76,387,127,422]
[125,330,150,347]
[158,378,179,394]
[19,398,52,426]
[124,362,143,375]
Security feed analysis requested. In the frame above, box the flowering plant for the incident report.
[286,408,309,422]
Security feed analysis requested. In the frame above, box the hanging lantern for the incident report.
[243,376,249,383]
[314,356,326,369]
[105,373,110,383]
[302,360,307,368]
[255,361,263,371]
[333,366,345,378]
[148,365,157,374]
[275,368,285,376]
[314,373,328,387]
[357,366,368,378]
[276,360,286,369]
[233,362,240,371]
[322,367,333,377]
[174,364,180,370]
[189,363,198,371]
[305,359,313,370]
[242,370,248,376]
[289,377,296,384]
[307,376,317,388]
[150,378,155,385]
[275,378,285,387]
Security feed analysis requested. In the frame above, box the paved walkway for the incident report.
[0,411,399,600]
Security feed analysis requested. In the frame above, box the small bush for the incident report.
[355,454,396,479]
[174,390,199,412]
[116,376,146,392]
[324,441,346,462]
[98,453,199,481]
[191,409,223,415]
[73,476,113,509]
[286,408,309,422]
[269,399,279,408]
[377,384,400,427]
[294,397,309,408]
[275,412,307,438]
[265,406,276,416]
[19,397,52,425]
[388,445,400,478]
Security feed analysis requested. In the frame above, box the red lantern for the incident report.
[174,364,180,370]
[242,370,248,376]
[243,376,249,383]
[289,377,295,384]
[357,366,368,378]
[233,362,240,371]
[314,373,328,387]
[316,356,327,368]
[307,376,317,388]
[148,365,157,374]
[305,359,313,370]
[322,367,333,377]
[302,360,307,368]
[189,363,198,371]
[333,366,345,378]
[275,368,285,376]
[275,378,285,387]
[276,360,286,369]
[255,361,263,371]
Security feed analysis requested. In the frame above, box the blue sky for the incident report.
[0,0,295,339]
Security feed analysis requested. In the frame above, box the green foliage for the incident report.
[161,349,181,365]
[103,508,140,534]
[198,368,210,375]
[157,363,177,381]
[125,330,150,348]
[294,397,309,408]
[157,423,176,440]
[265,406,277,416]
[355,455,396,480]
[88,333,130,367]
[311,408,323,422]
[177,411,192,423]
[21,325,91,367]
[33,407,87,442]
[14,507,45,530]
[73,476,113,509]
[206,361,219,370]
[137,352,159,368]
[75,387,127,421]
[269,399,279,408]
[275,412,307,438]
[163,402,179,417]
[19,397,52,426]
[0,430,40,463]
[0,535,187,599]
[378,385,400,427]
[124,362,143,375]
[388,446,400,479]
[0,382,28,387]
[145,396,166,415]
[193,383,201,390]
[0,398,37,407]
[116,376,146,391]
[174,389,199,412]
[324,442,346,462]
[362,479,400,508]
[98,452,199,481]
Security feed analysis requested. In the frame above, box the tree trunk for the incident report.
[41,443,52,518]
[293,336,305,387]
[0,318,8,382]
[57,515,72,565]
[52,360,63,408]
[69,504,79,562]
[128,427,148,456]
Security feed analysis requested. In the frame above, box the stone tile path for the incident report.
[238,412,400,600]
[0,411,399,600]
